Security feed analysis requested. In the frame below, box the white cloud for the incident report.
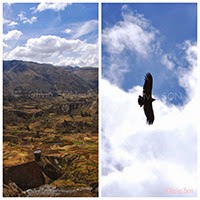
[101,42,198,197]
[72,20,98,39]
[33,3,71,13]
[4,35,98,67]
[161,54,175,70]
[3,42,8,49]
[177,41,197,100]
[18,13,37,24]
[62,28,72,34]
[102,6,160,86]
[3,30,23,41]
[103,8,159,56]
[3,19,19,27]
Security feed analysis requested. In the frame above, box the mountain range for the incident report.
[3,60,98,95]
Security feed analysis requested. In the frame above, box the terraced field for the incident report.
[3,94,98,197]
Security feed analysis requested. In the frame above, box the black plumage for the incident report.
[138,73,155,125]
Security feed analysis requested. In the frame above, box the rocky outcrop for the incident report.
[34,150,62,180]
[3,150,97,197]
[4,151,63,194]
[6,161,45,190]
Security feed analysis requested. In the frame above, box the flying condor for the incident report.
[138,73,155,125]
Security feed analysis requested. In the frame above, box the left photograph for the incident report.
[3,3,98,197]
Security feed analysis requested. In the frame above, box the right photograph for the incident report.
[101,3,197,197]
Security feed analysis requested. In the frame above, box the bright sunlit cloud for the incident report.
[31,3,71,13]
[3,30,23,41]
[4,35,98,67]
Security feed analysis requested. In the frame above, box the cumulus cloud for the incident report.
[4,35,98,67]
[101,40,198,197]
[3,30,23,41]
[32,3,71,13]
[3,19,19,27]
[72,20,98,39]
[18,12,37,24]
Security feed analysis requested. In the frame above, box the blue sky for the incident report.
[101,3,198,197]
[3,3,98,67]
[102,3,197,105]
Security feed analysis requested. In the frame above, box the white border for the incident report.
[1,1,199,200]
[98,1,102,199]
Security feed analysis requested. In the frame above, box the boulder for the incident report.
[6,161,45,190]
[4,151,63,193]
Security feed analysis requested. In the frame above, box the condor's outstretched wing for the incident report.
[144,102,154,125]
[143,73,153,97]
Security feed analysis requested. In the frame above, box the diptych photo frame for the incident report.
[1,0,200,198]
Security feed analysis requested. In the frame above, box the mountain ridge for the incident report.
[3,60,98,96]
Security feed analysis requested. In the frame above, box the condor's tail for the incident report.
[138,95,144,107]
